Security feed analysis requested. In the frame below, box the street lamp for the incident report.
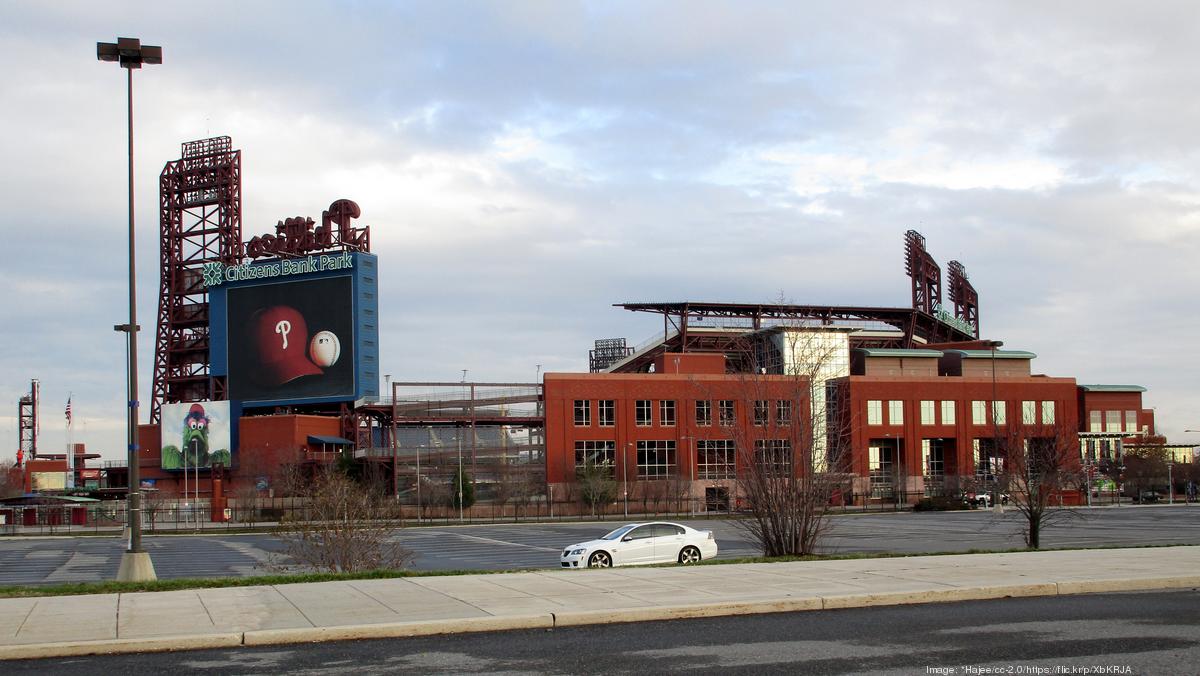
[99,37,161,583]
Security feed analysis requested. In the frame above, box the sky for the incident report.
[1,1,1198,463]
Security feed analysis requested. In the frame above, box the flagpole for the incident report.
[66,396,75,489]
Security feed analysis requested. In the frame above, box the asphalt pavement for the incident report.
[1,505,1198,585]
[11,589,1197,674]
[2,546,1199,661]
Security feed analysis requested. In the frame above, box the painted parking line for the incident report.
[409,531,562,552]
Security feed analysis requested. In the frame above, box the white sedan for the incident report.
[560,522,718,569]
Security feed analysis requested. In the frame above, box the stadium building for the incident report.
[15,137,1193,520]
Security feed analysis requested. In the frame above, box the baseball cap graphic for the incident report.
[251,305,323,386]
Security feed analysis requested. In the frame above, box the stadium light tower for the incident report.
[98,37,162,582]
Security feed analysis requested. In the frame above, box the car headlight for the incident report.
[569,548,586,556]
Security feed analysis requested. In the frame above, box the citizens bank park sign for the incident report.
[202,252,355,288]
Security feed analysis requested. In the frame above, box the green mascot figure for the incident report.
[162,403,231,469]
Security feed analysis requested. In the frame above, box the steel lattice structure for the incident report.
[150,137,242,423]
[904,229,942,316]
[947,260,980,337]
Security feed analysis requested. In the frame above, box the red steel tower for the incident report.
[150,136,242,423]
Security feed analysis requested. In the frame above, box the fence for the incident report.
[0,491,926,536]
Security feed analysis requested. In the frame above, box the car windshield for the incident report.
[601,525,637,540]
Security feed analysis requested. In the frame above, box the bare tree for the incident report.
[0,461,22,499]
[577,459,617,517]
[730,328,854,557]
[275,467,412,573]
[1123,436,1169,502]
[994,420,1083,549]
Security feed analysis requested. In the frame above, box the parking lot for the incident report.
[1,505,1198,585]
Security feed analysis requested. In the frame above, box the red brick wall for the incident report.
[842,375,1080,480]
[543,371,809,484]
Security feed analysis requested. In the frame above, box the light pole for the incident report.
[623,441,632,518]
[99,37,160,582]
[458,370,467,522]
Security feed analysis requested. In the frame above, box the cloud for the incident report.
[3,0,1200,459]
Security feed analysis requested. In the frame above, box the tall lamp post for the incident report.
[98,37,161,582]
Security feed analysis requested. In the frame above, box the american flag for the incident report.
[65,396,72,426]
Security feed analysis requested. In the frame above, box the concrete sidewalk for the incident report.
[2,546,1198,660]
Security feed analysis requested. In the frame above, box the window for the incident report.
[972,401,987,425]
[868,400,883,425]
[1041,401,1055,425]
[888,400,903,425]
[697,440,736,479]
[1105,410,1121,432]
[695,400,712,426]
[719,400,736,426]
[753,400,769,426]
[941,400,956,425]
[923,438,945,479]
[1089,410,1102,433]
[974,438,1003,480]
[992,401,1006,425]
[636,400,652,426]
[598,400,615,427]
[660,400,676,427]
[868,441,897,497]
[574,441,615,469]
[920,401,935,426]
[754,439,792,475]
[1022,401,1036,425]
[923,438,946,497]
[636,440,676,479]
[1125,411,1138,434]
[573,400,590,427]
[776,400,792,426]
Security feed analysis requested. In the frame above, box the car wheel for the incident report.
[587,551,612,568]
[678,546,701,565]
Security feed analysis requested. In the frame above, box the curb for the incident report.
[0,632,243,661]
[241,613,553,646]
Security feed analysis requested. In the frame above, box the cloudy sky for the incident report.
[2,1,1198,462]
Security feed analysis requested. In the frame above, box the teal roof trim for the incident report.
[1079,384,1147,393]
[854,348,943,358]
[946,350,1037,360]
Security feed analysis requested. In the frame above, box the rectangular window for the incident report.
[923,439,946,497]
[1105,410,1121,432]
[1090,410,1102,433]
[574,441,615,470]
[719,400,736,426]
[920,400,935,426]
[776,400,792,426]
[868,441,896,497]
[573,400,590,427]
[1022,401,1036,425]
[754,439,792,475]
[992,401,1006,425]
[697,440,736,479]
[660,400,676,427]
[1041,401,1055,425]
[695,400,712,427]
[888,400,903,425]
[753,400,769,427]
[868,400,883,425]
[972,401,987,425]
[636,440,675,479]
[941,400,956,425]
[1125,411,1138,434]
[598,400,615,427]
[975,438,1003,479]
[635,400,652,426]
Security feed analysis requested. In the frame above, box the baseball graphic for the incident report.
[309,330,341,367]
